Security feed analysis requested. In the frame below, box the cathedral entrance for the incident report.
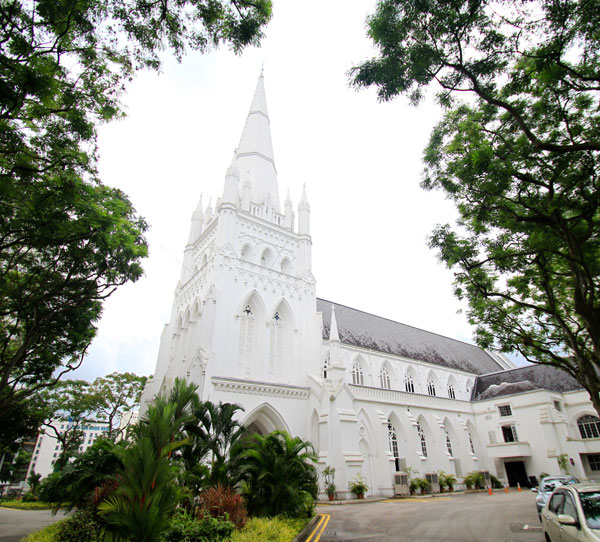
[504,460,528,487]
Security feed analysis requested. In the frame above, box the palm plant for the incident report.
[99,379,196,542]
[238,430,318,517]
[183,400,247,488]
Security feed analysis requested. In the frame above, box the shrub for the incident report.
[161,511,235,542]
[56,509,102,542]
[0,500,55,510]
[197,485,247,529]
[231,516,309,542]
[24,520,68,542]
[22,492,39,502]
[490,475,503,489]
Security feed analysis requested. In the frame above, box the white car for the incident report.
[541,483,600,541]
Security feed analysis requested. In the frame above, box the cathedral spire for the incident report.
[329,304,340,342]
[233,72,281,212]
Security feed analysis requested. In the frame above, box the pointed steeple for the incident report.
[298,184,310,235]
[329,304,340,342]
[233,72,281,212]
[187,194,204,244]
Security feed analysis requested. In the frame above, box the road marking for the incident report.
[380,498,452,503]
[305,514,331,542]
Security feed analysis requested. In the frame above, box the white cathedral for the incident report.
[141,74,600,499]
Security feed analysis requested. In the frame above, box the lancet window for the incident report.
[405,373,415,393]
[417,423,427,457]
[388,421,400,471]
[444,427,453,457]
[237,304,255,374]
[351,362,364,385]
[380,367,391,389]
[427,378,436,397]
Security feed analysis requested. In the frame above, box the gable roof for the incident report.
[317,298,503,375]
[472,364,583,400]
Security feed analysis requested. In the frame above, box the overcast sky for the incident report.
[75,0,511,382]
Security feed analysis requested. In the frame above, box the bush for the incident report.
[231,516,309,542]
[197,486,247,529]
[24,520,68,542]
[56,509,102,542]
[490,475,503,489]
[161,511,235,542]
[463,471,485,489]
[0,499,55,510]
[22,492,39,502]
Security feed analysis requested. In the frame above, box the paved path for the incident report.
[309,490,543,542]
[0,508,67,542]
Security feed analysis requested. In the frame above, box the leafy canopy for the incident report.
[351,0,600,415]
[0,0,271,446]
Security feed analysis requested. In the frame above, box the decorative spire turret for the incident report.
[187,194,204,244]
[298,184,310,235]
[284,190,294,230]
[329,304,340,342]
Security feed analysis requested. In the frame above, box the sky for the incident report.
[75,0,514,382]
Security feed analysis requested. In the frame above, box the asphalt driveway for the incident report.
[0,507,67,542]
[313,490,543,542]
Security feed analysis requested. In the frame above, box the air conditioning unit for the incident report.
[478,469,491,488]
[425,471,440,493]
[394,471,409,496]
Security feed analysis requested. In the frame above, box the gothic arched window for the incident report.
[447,382,456,399]
[351,362,364,385]
[323,353,330,379]
[427,378,436,397]
[578,415,600,439]
[388,421,400,471]
[444,427,453,457]
[468,431,475,455]
[268,311,283,377]
[238,304,255,375]
[417,422,427,457]
[405,373,415,393]
[380,367,391,389]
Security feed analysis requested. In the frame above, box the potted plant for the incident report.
[420,477,431,495]
[409,478,419,496]
[444,473,456,492]
[349,473,369,499]
[438,471,448,493]
[323,465,336,501]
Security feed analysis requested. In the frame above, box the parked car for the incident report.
[541,483,600,541]
[535,475,579,518]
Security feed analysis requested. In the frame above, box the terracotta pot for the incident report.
[449,487,454,493]
[328,494,335,501]
[357,493,364,499]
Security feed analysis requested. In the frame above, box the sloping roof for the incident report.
[317,298,503,375]
[472,364,583,401]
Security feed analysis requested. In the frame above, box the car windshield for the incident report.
[580,491,600,529]
[541,479,575,492]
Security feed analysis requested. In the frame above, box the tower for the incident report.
[141,74,322,436]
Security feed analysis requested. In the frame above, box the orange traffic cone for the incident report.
[517,483,522,492]
[504,484,509,493]
[488,486,493,495]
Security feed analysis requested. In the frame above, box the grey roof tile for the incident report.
[317,298,503,374]
[473,364,582,400]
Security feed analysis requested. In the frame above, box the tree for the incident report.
[90,372,148,439]
[238,430,317,518]
[351,0,600,415]
[40,379,104,470]
[184,400,247,487]
[0,0,272,445]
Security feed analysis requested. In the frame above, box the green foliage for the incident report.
[160,511,234,542]
[438,471,456,489]
[0,0,271,447]
[490,475,502,489]
[557,453,570,474]
[238,430,318,518]
[231,516,309,542]
[410,477,429,493]
[23,520,67,542]
[322,465,336,495]
[21,492,39,502]
[463,472,485,490]
[90,372,148,439]
[351,0,600,417]
[56,509,103,542]
[40,438,123,511]
[27,471,42,496]
[348,473,369,496]
[0,499,55,510]
[197,485,247,529]
[99,380,197,542]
